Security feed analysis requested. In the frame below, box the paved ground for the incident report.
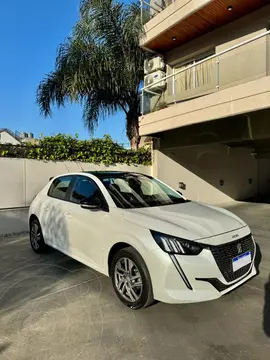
[0,202,269,360]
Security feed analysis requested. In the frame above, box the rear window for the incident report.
[48,175,73,200]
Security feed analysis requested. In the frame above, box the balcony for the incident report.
[140,30,270,136]
[140,0,174,22]
[140,0,269,52]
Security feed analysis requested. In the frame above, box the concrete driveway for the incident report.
[0,202,269,360]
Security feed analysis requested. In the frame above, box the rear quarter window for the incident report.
[48,176,73,200]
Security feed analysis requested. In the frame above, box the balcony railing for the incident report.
[141,30,270,115]
[140,0,175,24]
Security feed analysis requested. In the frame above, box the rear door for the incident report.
[43,175,74,251]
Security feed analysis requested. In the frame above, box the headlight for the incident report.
[151,230,203,255]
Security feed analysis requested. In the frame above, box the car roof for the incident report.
[50,171,148,182]
[84,171,136,178]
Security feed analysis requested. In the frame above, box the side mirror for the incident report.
[80,197,102,210]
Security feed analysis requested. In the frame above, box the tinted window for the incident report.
[70,177,100,204]
[48,176,73,200]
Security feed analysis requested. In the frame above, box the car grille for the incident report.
[209,234,255,283]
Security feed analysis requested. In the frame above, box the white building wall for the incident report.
[153,144,259,205]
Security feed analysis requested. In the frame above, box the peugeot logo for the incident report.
[237,243,242,254]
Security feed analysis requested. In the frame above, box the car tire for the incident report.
[30,219,50,254]
[110,247,154,310]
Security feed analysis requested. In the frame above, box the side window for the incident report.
[48,176,73,200]
[70,177,100,204]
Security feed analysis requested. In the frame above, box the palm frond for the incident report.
[83,93,122,134]
[36,70,67,117]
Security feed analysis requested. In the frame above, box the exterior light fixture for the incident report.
[172,36,177,41]
[227,5,233,11]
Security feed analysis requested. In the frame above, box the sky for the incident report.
[0,0,129,144]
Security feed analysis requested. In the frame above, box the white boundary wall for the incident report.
[0,158,151,235]
[0,158,151,209]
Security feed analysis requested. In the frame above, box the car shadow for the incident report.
[254,242,270,338]
[255,243,262,275]
[263,274,270,337]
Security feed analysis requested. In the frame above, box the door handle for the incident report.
[64,212,72,219]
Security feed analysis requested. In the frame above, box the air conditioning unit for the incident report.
[144,70,166,91]
[144,56,165,75]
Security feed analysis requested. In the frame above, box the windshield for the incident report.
[99,173,187,209]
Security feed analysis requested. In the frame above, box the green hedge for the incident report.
[0,134,151,165]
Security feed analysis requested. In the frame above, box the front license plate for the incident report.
[232,251,252,272]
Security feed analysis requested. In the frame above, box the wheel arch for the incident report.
[108,241,155,309]
[108,242,132,276]
[29,214,39,227]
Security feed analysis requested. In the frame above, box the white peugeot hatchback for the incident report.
[29,171,257,309]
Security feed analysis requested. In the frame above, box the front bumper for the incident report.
[148,231,257,304]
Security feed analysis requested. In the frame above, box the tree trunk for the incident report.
[126,111,140,150]
[130,136,139,150]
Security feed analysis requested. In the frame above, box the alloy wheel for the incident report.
[31,223,41,250]
[114,257,143,303]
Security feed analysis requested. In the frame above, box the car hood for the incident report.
[123,201,246,241]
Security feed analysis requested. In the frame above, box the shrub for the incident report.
[0,134,151,165]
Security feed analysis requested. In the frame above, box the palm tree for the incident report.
[37,0,148,149]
